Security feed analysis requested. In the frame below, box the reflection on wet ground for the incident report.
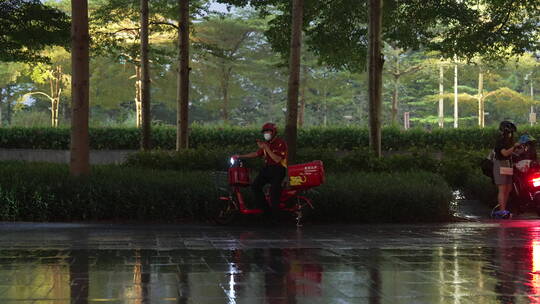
[2,221,540,303]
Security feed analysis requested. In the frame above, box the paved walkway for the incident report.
[1,220,540,304]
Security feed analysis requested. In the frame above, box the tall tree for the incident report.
[438,59,446,128]
[220,0,540,152]
[298,64,308,127]
[70,0,90,176]
[177,0,190,150]
[284,0,303,162]
[0,62,28,125]
[385,45,423,126]
[91,0,175,130]
[478,67,485,127]
[193,16,259,123]
[140,0,151,150]
[24,48,71,127]
[453,56,458,128]
[368,0,383,156]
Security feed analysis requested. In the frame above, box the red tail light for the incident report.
[531,176,540,187]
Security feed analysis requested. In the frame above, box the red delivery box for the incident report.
[288,161,325,189]
[229,166,250,186]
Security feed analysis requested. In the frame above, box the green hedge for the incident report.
[125,148,443,173]
[311,171,452,222]
[0,162,213,221]
[1,125,539,150]
[125,147,496,207]
[0,162,452,223]
[125,147,482,185]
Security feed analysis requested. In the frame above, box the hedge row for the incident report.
[1,125,538,150]
[125,147,487,187]
[0,162,451,223]
[125,147,496,207]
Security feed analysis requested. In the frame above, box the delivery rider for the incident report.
[235,123,288,219]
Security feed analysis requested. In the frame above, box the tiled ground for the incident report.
[0,221,540,303]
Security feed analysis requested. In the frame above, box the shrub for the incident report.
[4,125,540,150]
[125,147,493,207]
[310,171,452,223]
[0,162,213,221]
[0,162,452,223]
[126,148,443,175]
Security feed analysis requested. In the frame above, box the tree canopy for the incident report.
[0,0,70,62]
[218,0,540,71]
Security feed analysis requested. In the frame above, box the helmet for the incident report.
[499,121,517,134]
[261,122,277,134]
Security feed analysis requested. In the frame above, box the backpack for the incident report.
[480,150,495,180]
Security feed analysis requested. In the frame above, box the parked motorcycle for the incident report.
[508,138,540,215]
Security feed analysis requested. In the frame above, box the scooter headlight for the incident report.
[230,157,235,166]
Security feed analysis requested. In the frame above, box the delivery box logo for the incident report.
[289,174,307,186]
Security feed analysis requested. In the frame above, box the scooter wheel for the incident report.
[207,198,238,225]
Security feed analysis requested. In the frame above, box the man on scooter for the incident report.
[235,123,288,220]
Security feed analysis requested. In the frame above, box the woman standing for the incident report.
[492,121,521,219]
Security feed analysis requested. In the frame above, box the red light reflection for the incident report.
[530,227,540,299]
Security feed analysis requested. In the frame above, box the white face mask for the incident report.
[263,133,272,141]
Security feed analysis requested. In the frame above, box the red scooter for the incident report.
[208,156,325,226]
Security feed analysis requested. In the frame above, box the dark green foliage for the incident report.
[0,126,519,150]
[125,146,494,209]
[0,161,452,223]
[0,0,70,62]
[0,162,213,221]
[219,0,540,69]
[125,147,442,173]
[460,172,496,207]
[311,172,452,223]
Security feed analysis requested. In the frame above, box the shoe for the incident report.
[492,210,512,219]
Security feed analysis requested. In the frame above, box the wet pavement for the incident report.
[2,221,540,304]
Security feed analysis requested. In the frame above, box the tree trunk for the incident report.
[367,0,383,157]
[176,0,190,151]
[532,78,535,100]
[5,85,12,126]
[221,74,230,123]
[52,100,58,127]
[70,0,90,176]
[140,0,151,151]
[323,93,327,127]
[134,65,142,128]
[478,70,484,128]
[0,88,3,126]
[298,65,307,127]
[438,63,444,128]
[56,66,62,127]
[62,100,69,122]
[391,57,399,126]
[453,56,458,129]
[531,78,535,126]
[391,77,398,126]
[51,66,62,128]
[285,0,304,164]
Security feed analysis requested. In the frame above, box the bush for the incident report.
[125,147,494,208]
[0,162,213,221]
[4,125,540,150]
[310,171,452,222]
[126,148,443,175]
[0,162,452,223]
[460,172,497,207]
